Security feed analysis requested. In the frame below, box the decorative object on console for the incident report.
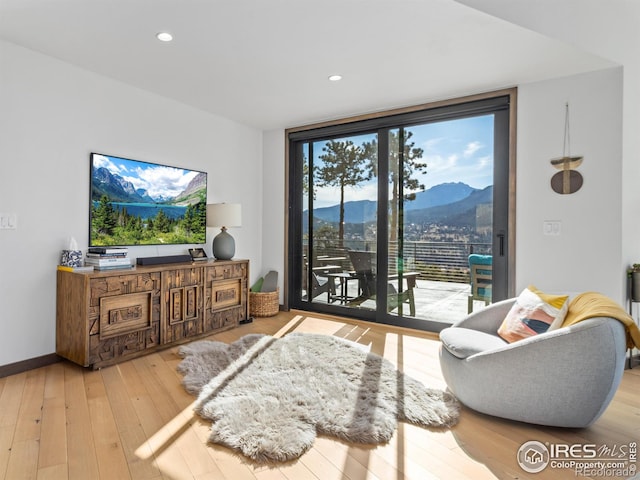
[189,247,208,261]
[60,236,83,267]
[60,249,83,268]
[207,203,241,260]
[85,246,132,270]
[88,246,128,255]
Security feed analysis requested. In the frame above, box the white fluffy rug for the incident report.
[177,333,459,463]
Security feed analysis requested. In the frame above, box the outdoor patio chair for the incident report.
[468,254,492,313]
[310,272,333,301]
[347,250,415,315]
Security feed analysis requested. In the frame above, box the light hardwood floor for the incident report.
[1,311,639,480]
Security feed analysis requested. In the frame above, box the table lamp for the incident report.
[207,203,241,260]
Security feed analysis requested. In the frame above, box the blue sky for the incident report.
[414,114,494,190]
[311,114,494,208]
[93,154,199,200]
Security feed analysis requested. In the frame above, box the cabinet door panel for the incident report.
[203,260,248,334]
[162,267,204,344]
[205,306,245,332]
[99,292,153,339]
[168,285,200,325]
[211,279,242,310]
[87,272,161,366]
[89,272,161,337]
[89,327,160,365]
[206,263,247,281]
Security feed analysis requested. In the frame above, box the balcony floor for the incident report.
[411,279,475,324]
[311,278,491,326]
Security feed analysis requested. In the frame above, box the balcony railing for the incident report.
[307,240,492,284]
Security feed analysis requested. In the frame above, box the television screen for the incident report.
[89,152,207,246]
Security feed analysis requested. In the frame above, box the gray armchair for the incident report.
[439,298,627,428]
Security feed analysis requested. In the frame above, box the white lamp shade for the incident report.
[207,203,242,228]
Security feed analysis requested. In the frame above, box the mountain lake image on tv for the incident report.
[90,153,207,246]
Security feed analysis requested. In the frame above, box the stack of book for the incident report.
[85,247,132,270]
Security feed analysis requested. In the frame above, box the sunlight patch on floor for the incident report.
[134,402,196,460]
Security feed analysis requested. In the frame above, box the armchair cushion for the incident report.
[440,328,507,359]
[497,285,569,343]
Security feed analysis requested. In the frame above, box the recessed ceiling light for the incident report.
[156,32,173,42]
[328,74,342,82]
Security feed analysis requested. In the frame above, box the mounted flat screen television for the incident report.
[89,152,207,246]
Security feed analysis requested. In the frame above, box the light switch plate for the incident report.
[0,213,17,230]
[543,221,561,236]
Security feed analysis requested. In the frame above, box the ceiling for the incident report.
[0,0,616,131]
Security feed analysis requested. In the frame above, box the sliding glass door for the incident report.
[288,92,515,331]
[299,133,379,314]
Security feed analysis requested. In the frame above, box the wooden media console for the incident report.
[56,259,249,369]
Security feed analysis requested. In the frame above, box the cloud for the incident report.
[93,154,125,174]
[425,153,459,174]
[311,182,378,208]
[476,155,492,169]
[422,137,445,151]
[128,165,197,198]
[463,141,482,157]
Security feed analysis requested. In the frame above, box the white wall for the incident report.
[0,40,263,366]
[516,67,623,300]
[261,130,286,299]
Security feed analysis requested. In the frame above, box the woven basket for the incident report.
[249,288,280,317]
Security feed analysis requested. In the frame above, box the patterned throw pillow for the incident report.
[497,285,569,343]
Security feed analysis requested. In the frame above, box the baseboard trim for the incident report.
[0,353,62,378]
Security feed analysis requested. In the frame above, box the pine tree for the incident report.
[93,194,117,235]
[363,130,426,241]
[154,209,170,233]
[316,139,372,246]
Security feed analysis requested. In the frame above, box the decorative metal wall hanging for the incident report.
[550,102,583,194]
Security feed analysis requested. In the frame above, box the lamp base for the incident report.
[212,227,235,260]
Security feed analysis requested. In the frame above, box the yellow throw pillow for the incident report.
[497,285,569,343]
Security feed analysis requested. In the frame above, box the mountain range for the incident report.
[92,167,206,205]
[310,182,491,226]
